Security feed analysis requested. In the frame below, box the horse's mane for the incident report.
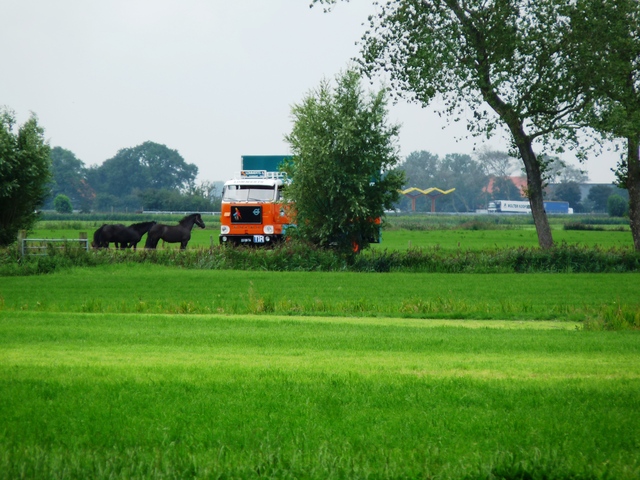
[129,221,156,228]
[179,213,200,225]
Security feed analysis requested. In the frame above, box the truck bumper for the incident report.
[219,234,284,246]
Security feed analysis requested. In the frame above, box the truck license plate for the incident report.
[253,235,265,243]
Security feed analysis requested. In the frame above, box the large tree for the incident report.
[438,153,488,211]
[474,148,523,202]
[283,69,404,253]
[551,182,583,211]
[317,0,590,248]
[569,0,640,249]
[587,185,615,213]
[490,177,523,201]
[394,150,441,211]
[0,109,51,246]
[87,141,198,200]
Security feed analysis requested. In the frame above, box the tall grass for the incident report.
[2,240,638,276]
[2,265,639,328]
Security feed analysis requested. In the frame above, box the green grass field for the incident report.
[26,225,636,252]
[3,216,639,478]
[1,309,639,479]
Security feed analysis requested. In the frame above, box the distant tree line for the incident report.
[46,141,221,213]
[395,148,626,214]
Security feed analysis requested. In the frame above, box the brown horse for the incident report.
[144,213,205,250]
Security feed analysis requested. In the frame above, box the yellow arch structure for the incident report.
[399,187,456,212]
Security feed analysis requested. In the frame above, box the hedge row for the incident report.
[1,241,639,276]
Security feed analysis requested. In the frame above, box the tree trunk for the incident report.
[627,135,640,251]
[492,118,553,249]
[518,141,554,250]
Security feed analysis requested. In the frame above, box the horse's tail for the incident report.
[144,226,160,249]
[144,236,155,249]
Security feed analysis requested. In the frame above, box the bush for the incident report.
[563,222,626,232]
[53,194,73,213]
[607,195,629,217]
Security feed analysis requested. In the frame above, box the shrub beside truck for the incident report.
[219,156,292,246]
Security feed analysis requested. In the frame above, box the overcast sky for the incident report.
[3,0,619,184]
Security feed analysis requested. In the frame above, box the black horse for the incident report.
[144,213,205,250]
[92,223,123,249]
[118,221,157,249]
[92,221,157,250]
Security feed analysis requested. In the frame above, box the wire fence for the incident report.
[21,237,90,256]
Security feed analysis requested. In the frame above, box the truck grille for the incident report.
[230,206,262,224]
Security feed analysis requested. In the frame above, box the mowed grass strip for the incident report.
[373,227,634,251]
[1,311,639,479]
[2,264,638,321]
[0,312,629,380]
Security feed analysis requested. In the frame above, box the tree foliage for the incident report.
[316,0,591,248]
[0,109,51,246]
[49,147,94,212]
[473,148,524,202]
[474,147,518,178]
[138,181,220,212]
[540,156,589,185]
[568,0,640,249]
[438,153,488,211]
[397,151,440,189]
[283,70,404,253]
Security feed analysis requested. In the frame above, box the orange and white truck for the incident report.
[219,156,292,246]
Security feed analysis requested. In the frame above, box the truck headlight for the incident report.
[264,225,274,234]
[221,225,230,234]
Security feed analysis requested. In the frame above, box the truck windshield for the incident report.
[223,185,275,202]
